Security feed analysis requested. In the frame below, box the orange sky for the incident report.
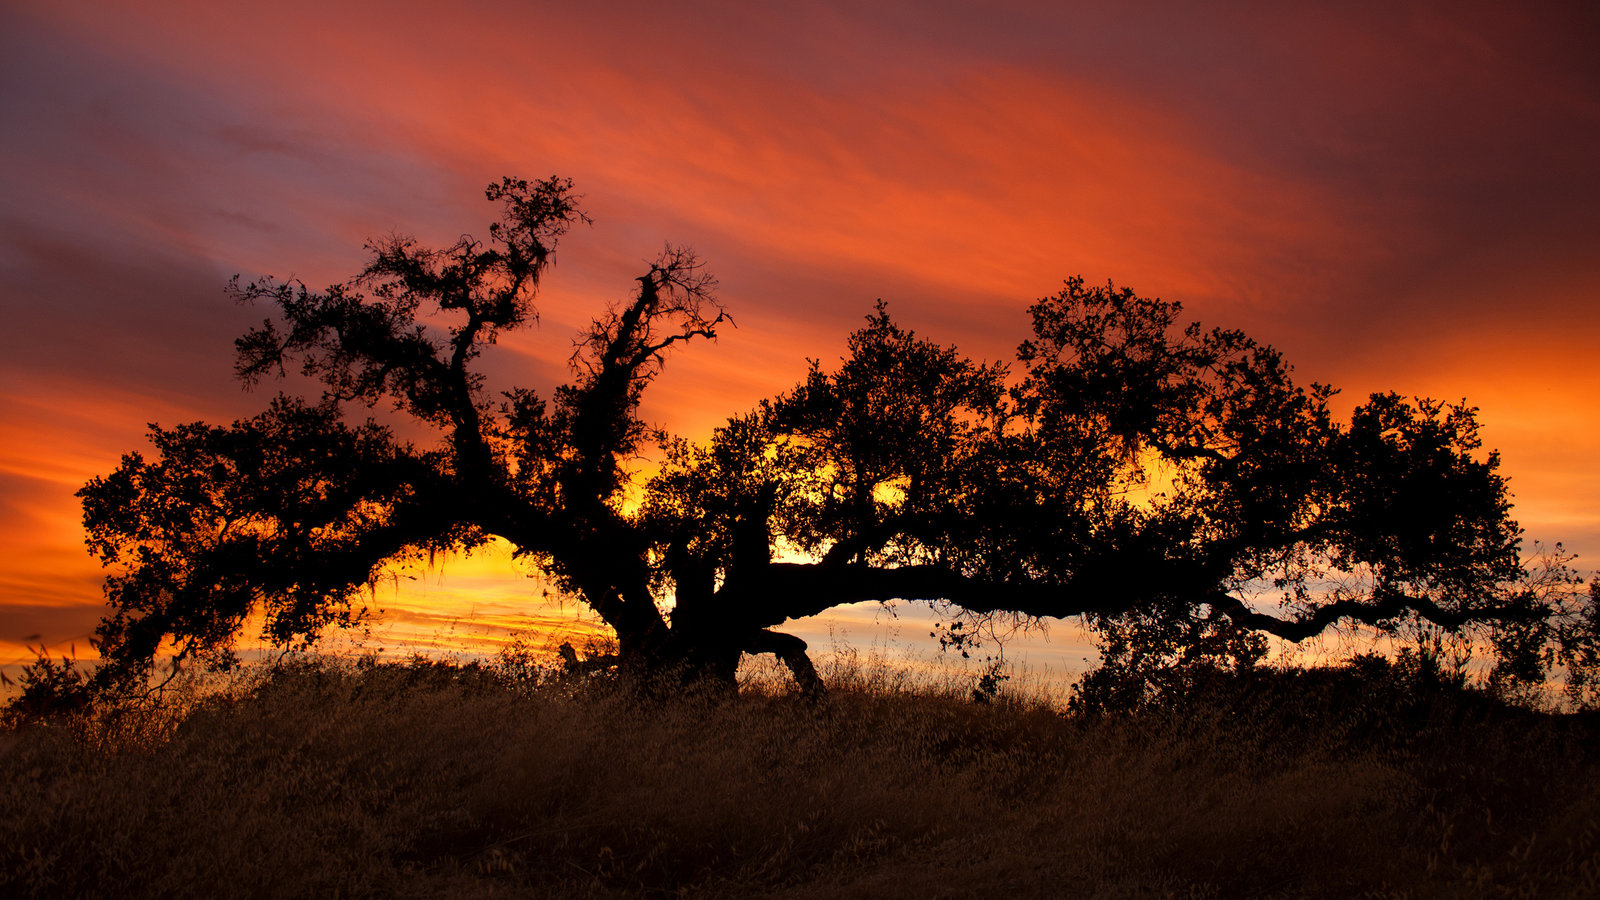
[2,0,1597,678]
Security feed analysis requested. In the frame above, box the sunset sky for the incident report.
[2,0,1597,679]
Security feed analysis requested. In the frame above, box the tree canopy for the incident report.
[78,178,1600,703]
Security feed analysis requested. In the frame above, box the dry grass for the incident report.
[2,654,1598,898]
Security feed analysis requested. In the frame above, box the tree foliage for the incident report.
[77,179,1600,703]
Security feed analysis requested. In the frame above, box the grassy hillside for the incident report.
[2,655,1597,898]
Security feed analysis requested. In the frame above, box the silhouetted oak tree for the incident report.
[79,179,1600,701]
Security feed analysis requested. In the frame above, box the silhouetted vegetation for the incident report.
[72,177,1599,704]
[4,654,1598,898]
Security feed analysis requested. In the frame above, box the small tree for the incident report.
[78,181,1599,702]
[1,647,95,726]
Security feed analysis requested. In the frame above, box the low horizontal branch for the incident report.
[738,562,1124,628]
[1203,589,1540,642]
[731,561,1538,645]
